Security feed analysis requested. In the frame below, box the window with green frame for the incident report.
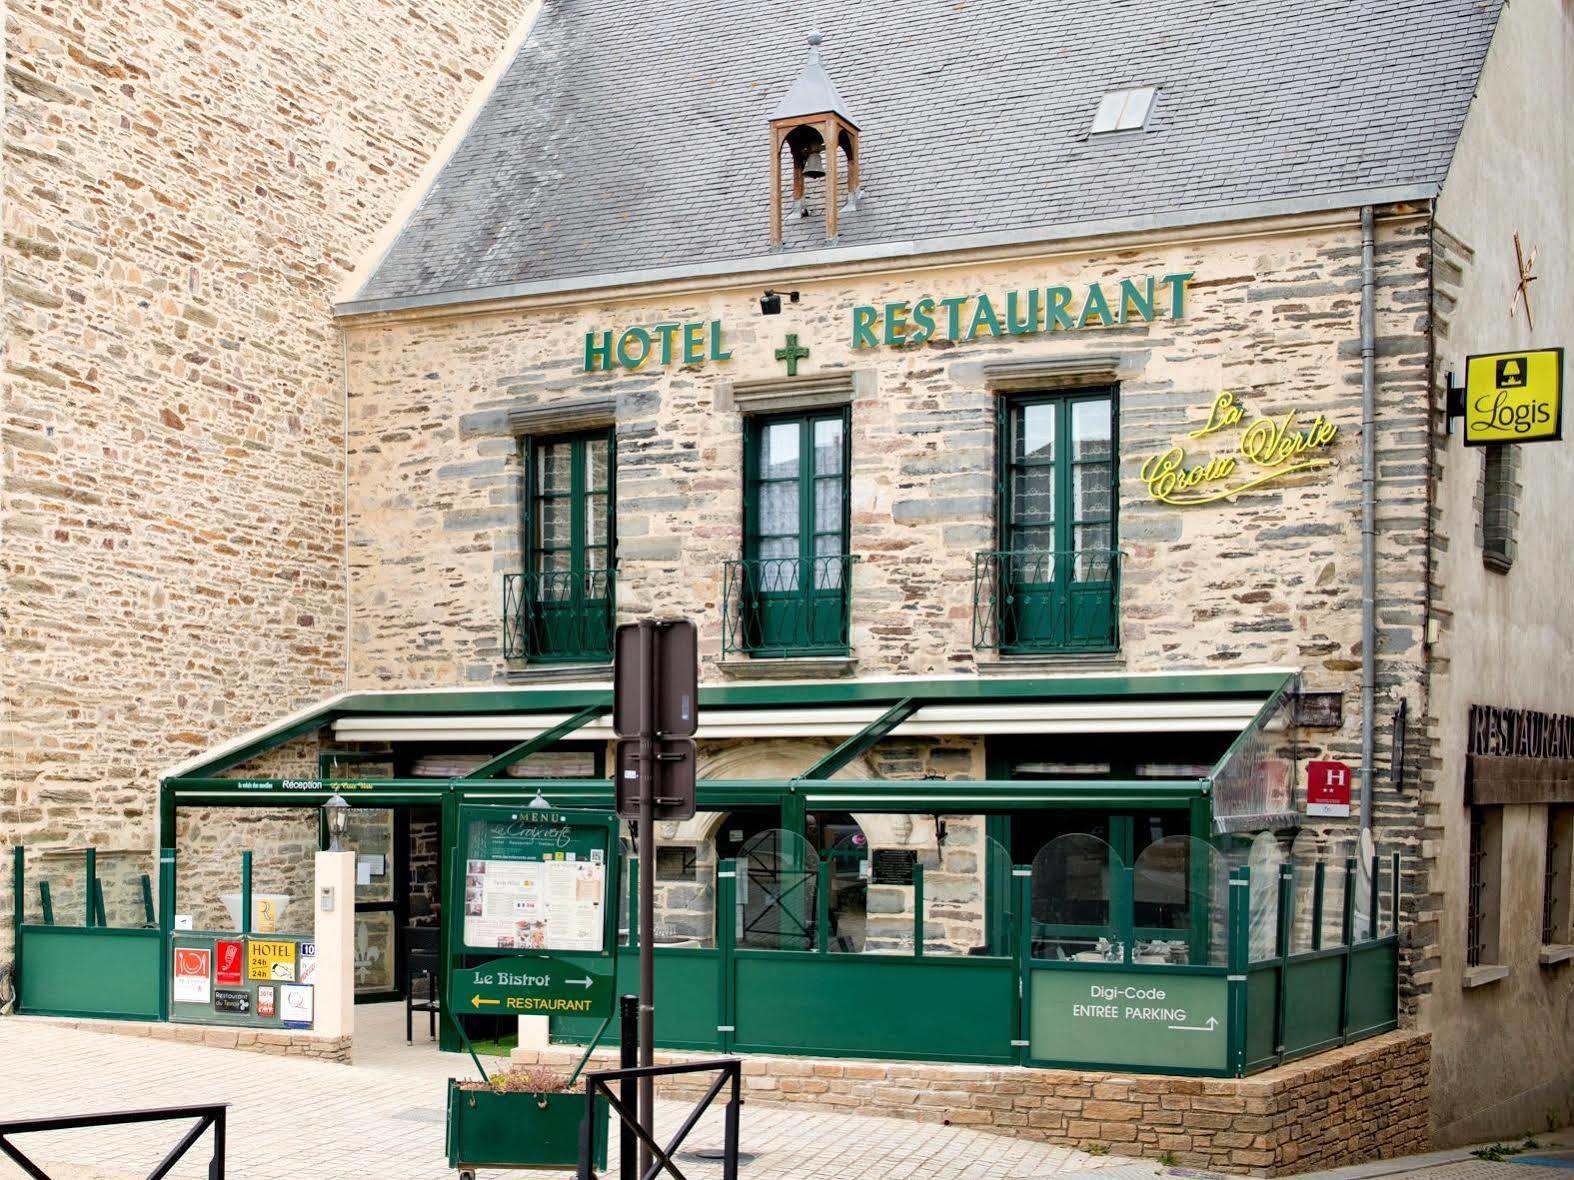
[994,387,1119,652]
[514,428,615,661]
[731,407,851,656]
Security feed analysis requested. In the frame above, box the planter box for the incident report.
[445,1079,610,1173]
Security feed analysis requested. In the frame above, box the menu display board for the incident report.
[459,808,616,955]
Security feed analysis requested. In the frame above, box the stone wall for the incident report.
[0,0,534,962]
[21,1015,351,1065]
[339,210,1438,985]
[512,1030,1430,1175]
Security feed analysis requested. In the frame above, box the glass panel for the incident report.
[1014,402,1055,462]
[97,851,159,929]
[917,817,995,957]
[1029,834,1122,961]
[1073,464,1112,523]
[814,478,843,535]
[1013,529,1056,566]
[587,435,611,493]
[586,491,608,550]
[759,421,801,479]
[758,481,800,539]
[1072,399,1112,460]
[813,537,844,589]
[174,806,317,934]
[1073,524,1112,575]
[344,809,396,905]
[813,417,843,474]
[355,910,396,992]
[536,441,573,495]
[537,497,572,551]
[736,829,819,950]
[1132,836,1228,966]
[1011,465,1055,530]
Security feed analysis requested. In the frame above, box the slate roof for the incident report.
[350,0,1503,310]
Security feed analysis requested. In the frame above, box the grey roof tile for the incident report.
[356,0,1503,305]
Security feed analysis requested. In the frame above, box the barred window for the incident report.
[1545,807,1572,947]
[1466,806,1502,967]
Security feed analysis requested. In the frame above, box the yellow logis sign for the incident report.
[1140,392,1339,506]
[1463,348,1564,445]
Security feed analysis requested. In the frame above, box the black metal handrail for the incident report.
[579,1058,741,1180]
[0,1104,227,1180]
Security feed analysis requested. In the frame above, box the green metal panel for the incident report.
[1280,953,1345,1058]
[18,926,162,1020]
[551,949,723,1052]
[1243,965,1280,1072]
[1027,965,1229,1072]
[1345,941,1399,1038]
[732,952,1018,1063]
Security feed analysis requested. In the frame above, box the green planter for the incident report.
[445,1080,610,1173]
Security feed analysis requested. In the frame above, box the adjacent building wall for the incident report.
[1,0,533,962]
[1423,0,1574,1144]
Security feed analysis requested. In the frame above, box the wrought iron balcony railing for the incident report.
[722,554,856,658]
[972,548,1122,654]
[503,568,615,662]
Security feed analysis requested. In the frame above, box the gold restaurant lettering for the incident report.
[1140,392,1339,506]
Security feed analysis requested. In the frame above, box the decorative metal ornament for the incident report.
[1508,231,1538,330]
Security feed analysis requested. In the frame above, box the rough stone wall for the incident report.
[513,1029,1431,1176]
[0,0,533,963]
[340,211,1437,958]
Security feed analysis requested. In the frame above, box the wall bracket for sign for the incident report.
[1444,370,1465,435]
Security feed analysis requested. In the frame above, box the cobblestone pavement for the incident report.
[0,1010,1135,1180]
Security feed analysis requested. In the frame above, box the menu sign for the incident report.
[460,809,613,954]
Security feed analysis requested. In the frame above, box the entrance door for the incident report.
[342,807,409,1001]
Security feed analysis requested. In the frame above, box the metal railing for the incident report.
[721,554,855,658]
[579,1057,741,1180]
[972,548,1121,653]
[504,569,616,662]
[0,1104,227,1180]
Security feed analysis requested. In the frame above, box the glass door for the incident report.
[1000,390,1116,651]
[342,807,408,1000]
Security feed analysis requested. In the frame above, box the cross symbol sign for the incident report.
[774,334,810,377]
[1509,231,1538,331]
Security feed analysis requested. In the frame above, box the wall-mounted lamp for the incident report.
[760,289,800,315]
[322,793,351,853]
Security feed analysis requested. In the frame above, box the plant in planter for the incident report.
[446,1067,609,1175]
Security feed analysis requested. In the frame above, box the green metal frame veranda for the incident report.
[67,667,1398,1074]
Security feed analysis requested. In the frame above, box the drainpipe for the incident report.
[1359,205,1377,833]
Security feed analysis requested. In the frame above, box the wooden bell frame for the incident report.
[769,113,859,245]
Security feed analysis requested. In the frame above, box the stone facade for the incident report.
[339,210,1435,969]
[0,0,534,962]
[511,1030,1431,1175]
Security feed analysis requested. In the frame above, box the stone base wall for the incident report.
[512,1030,1429,1175]
[18,1015,352,1064]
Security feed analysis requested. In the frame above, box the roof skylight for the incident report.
[1090,87,1157,134]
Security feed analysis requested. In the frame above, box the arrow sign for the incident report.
[450,955,614,1019]
[1168,1016,1219,1032]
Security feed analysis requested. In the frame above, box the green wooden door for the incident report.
[1000,391,1116,651]
[744,410,849,655]
[527,431,614,661]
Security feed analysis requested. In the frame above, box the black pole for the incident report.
[619,993,638,1180]
[637,621,657,1178]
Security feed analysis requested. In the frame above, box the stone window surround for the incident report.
[1464,803,1504,985]
[1478,442,1520,574]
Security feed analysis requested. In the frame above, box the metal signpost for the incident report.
[613,619,698,1177]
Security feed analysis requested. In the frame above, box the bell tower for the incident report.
[769,31,860,245]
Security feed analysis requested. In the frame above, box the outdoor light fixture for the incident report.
[759,289,800,315]
[322,793,351,853]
